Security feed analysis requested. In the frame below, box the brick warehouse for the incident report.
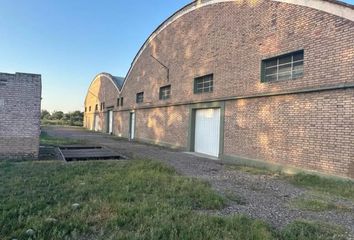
[84,0,354,178]
[0,72,42,160]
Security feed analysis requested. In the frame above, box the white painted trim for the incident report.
[273,0,354,21]
[119,0,354,92]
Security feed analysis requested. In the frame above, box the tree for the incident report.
[68,111,84,126]
[51,111,64,120]
[41,110,83,126]
[41,110,51,120]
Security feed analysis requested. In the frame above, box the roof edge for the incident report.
[119,0,354,93]
[84,72,120,104]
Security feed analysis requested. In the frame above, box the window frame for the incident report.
[117,98,120,107]
[136,92,144,104]
[261,50,304,83]
[159,85,171,100]
[120,97,124,107]
[194,74,214,94]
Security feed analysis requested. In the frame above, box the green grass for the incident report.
[224,190,247,205]
[227,164,354,201]
[0,160,347,239]
[40,131,85,146]
[282,220,347,240]
[289,197,351,212]
[0,160,274,239]
[226,164,280,176]
[284,173,354,201]
[41,119,83,127]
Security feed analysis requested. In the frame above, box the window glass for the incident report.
[136,92,144,103]
[194,74,214,93]
[262,50,304,82]
[159,85,171,100]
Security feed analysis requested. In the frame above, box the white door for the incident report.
[108,110,113,134]
[194,108,221,157]
[94,114,100,131]
[130,112,135,140]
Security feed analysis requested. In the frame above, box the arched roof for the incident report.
[84,72,124,105]
[118,0,354,92]
[89,72,124,92]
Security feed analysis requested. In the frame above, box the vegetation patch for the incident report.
[281,220,347,240]
[227,164,354,201]
[284,173,354,201]
[40,131,85,146]
[41,110,83,127]
[226,164,280,176]
[224,190,247,205]
[289,197,351,212]
[0,160,276,240]
[0,160,349,239]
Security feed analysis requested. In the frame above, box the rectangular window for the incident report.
[89,106,91,112]
[120,97,124,106]
[136,92,144,104]
[262,50,304,82]
[85,107,87,113]
[95,104,98,111]
[100,102,105,110]
[159,85,171,100]
[194,74,213,94]
[117,98,120,107]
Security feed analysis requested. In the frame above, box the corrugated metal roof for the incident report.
[111,76,125,90]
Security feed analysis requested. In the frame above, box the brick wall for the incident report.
[113,111,129,137]
[0,72,42,160]
[224,88,354,178]
[120,0,354,108]
[134,105,189,148]
[84,0,354,177]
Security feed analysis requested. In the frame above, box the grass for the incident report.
[41,119,83,127]
[224,190,247,205]
[0,160,347,239]
[289,197,351,212]
[226,164,280,176]
[282,220,347,240]
[227,164,354,201]
[285,173,354,201]
[0,160,272,239]
[40,131,85,146]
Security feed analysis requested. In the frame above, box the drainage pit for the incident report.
[58,145,126,162]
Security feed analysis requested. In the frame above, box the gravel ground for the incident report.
[43,126,354,236]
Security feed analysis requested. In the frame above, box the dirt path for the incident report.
[43,126,354,235]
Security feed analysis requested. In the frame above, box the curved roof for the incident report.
[117,0,353,92]
[89,72,125,91]
[85,72,123,105]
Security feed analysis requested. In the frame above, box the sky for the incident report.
[0,0,353,112]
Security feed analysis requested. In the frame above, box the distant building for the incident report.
[84,73,124,133]
[84,0,354,178]
[0,72,42,160]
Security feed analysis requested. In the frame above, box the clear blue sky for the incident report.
[0,0,353,112]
